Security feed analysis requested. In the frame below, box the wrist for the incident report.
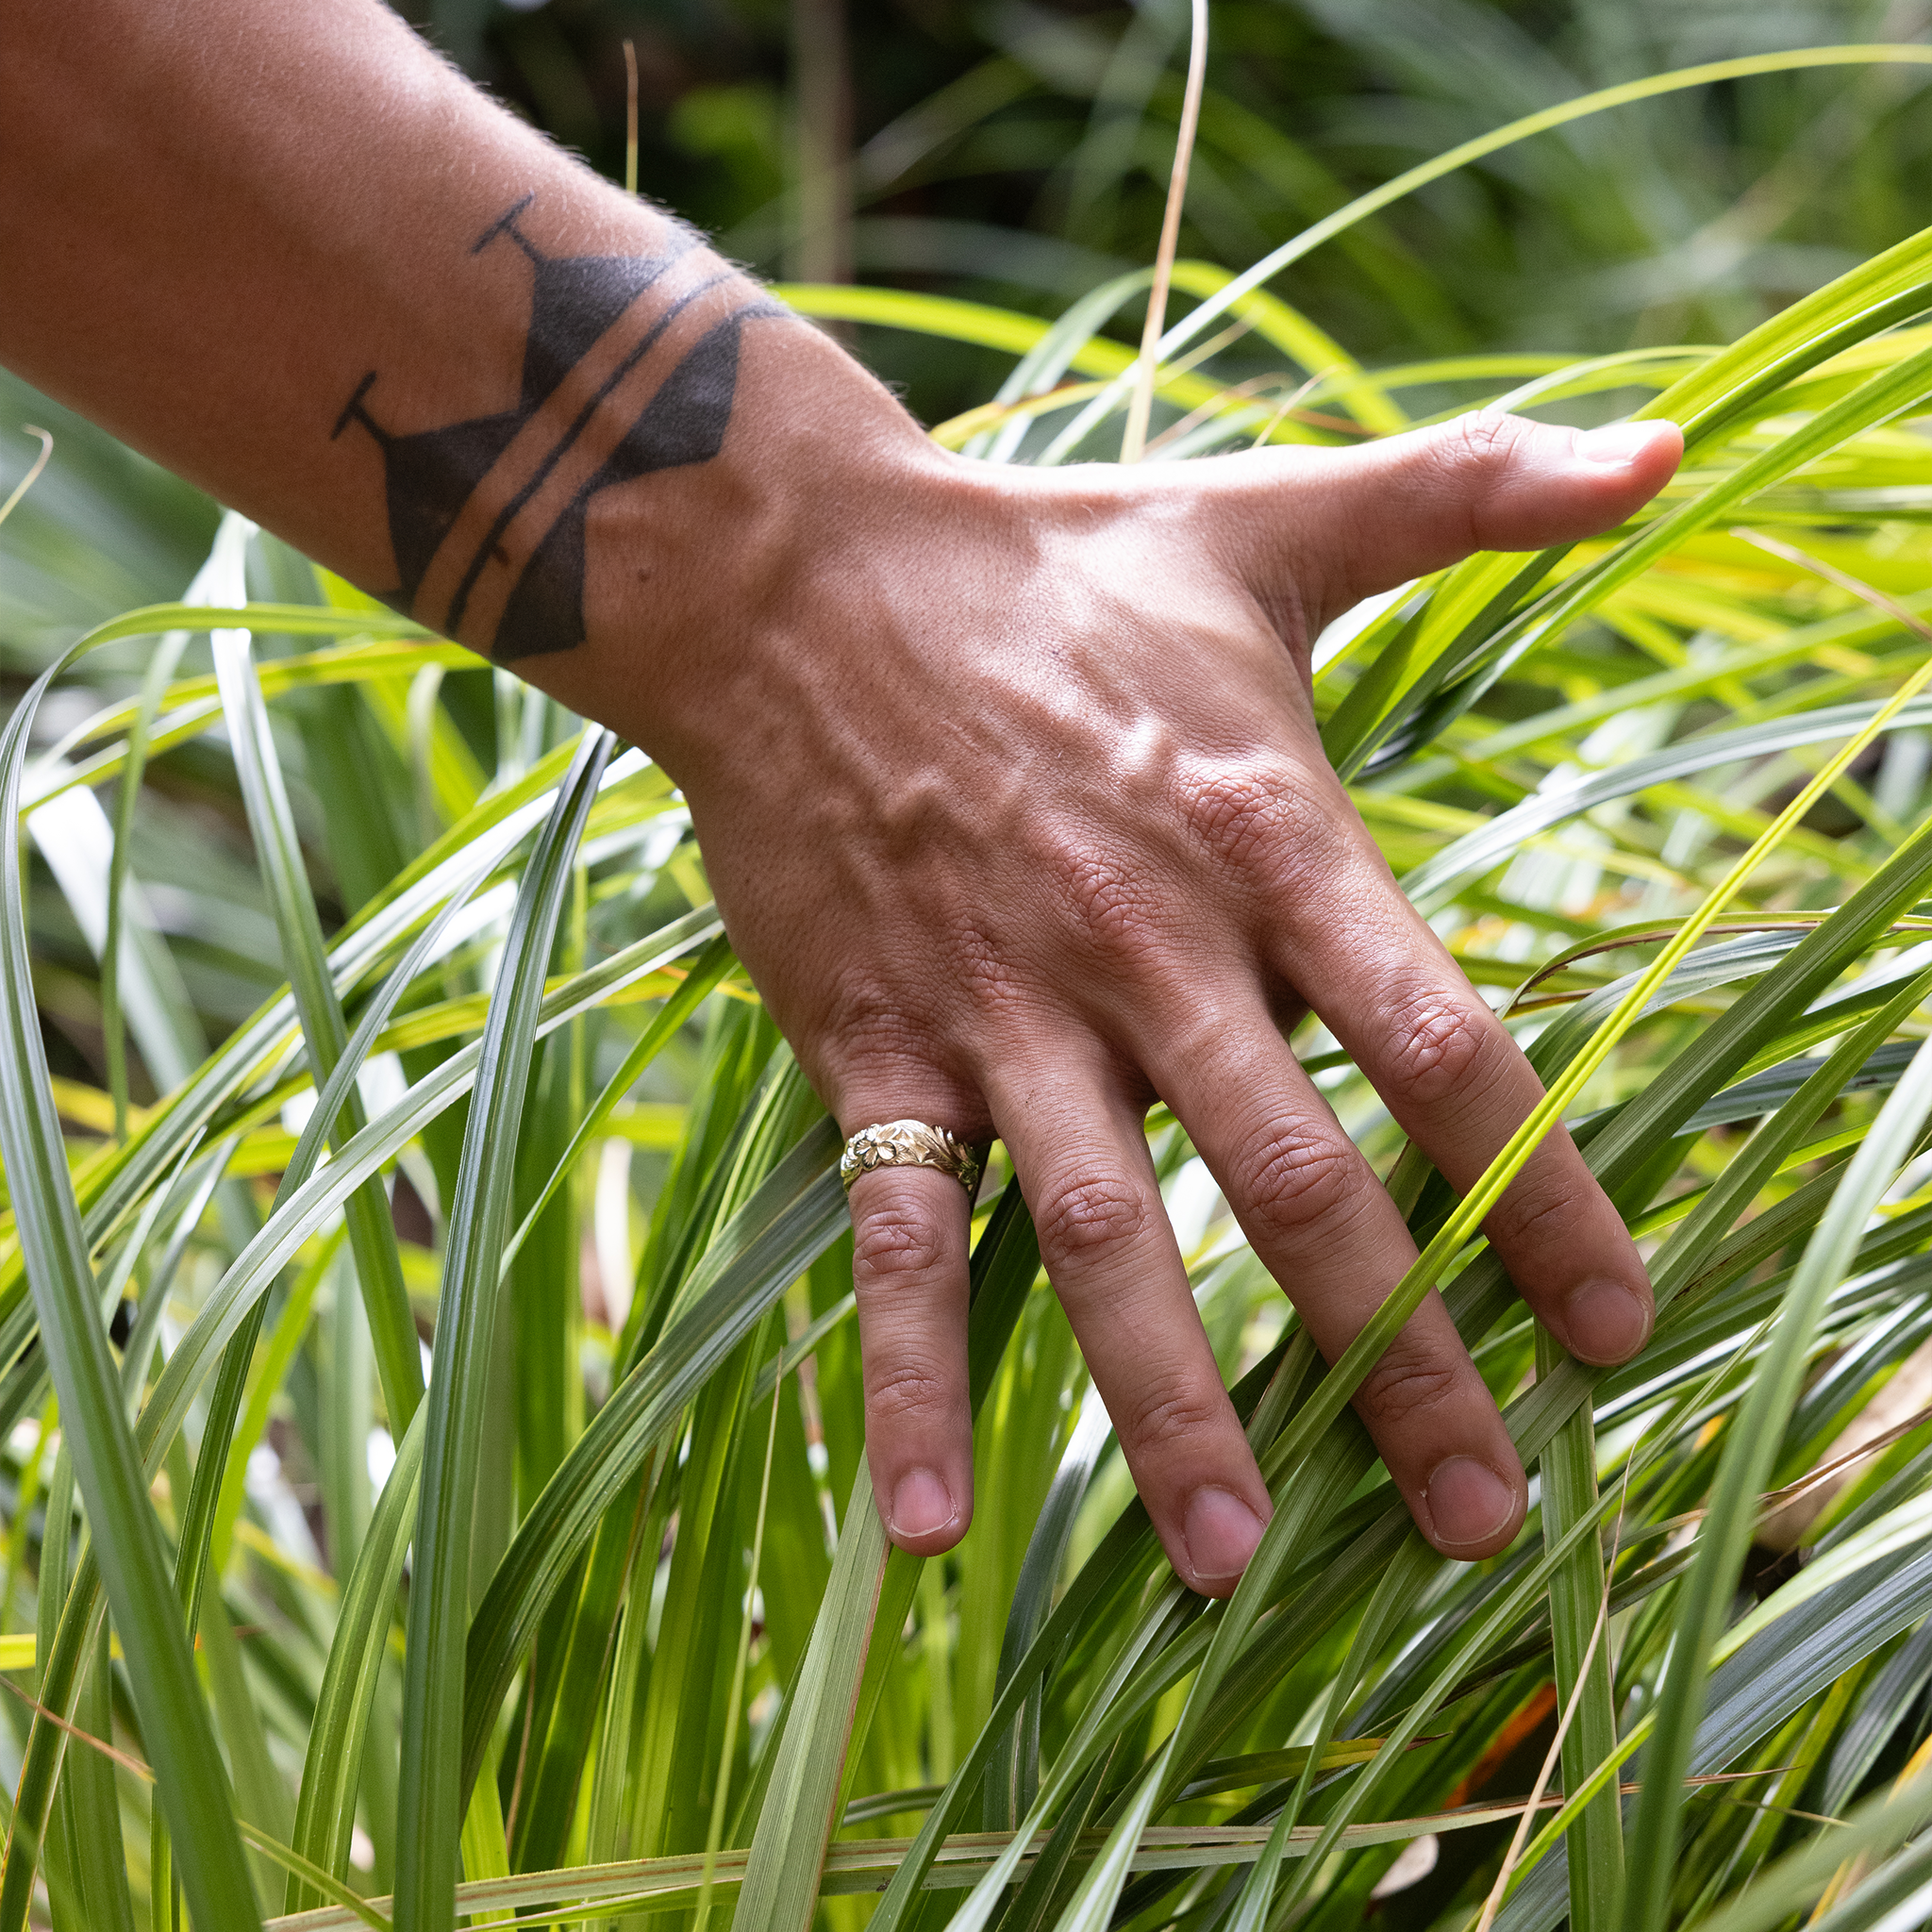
[550,318,953,767]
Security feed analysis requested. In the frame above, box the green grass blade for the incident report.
[392,727,613,1932]
[1625,1023,1932,1932]
[211,622,422,1429]
[732,1460,893,1932]
[735,1182,1042,1932]
[286,1407,425,1913]
[1536,1327,1622,1932]
[0,666,260,1926]
[459,1119,846,1797]
[1690,1769,1932,1932]
[1124,47,1932,400]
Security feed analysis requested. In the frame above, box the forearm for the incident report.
[0,0,927,752]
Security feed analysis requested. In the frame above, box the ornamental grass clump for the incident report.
[8,38,1932,1932]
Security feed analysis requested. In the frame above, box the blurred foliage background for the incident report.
[410,0,1932,421]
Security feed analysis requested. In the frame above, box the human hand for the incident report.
[619,408,1680,1594]
[0,0,1669,1598]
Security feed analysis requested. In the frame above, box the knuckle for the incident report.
[1118,1382,1230,1458]
[1355,1341,1462,1434]
[1449,409,1524,473]
[948,922,1028,1015]
[825,969,933,1072]
[1237,1121,1362,1244]
[852,1206,948,1285]
[1441,412,1532,548]
[1034,1173,1147,1261]
[865,1357,955,1425]
[1047,841,1164,966]
[1174,763,1303,873]
[1483,1174,1582,1254]
[1380,988,1496,1110]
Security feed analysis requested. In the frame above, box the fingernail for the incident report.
[1182,1487,1267,1583]
[889,1469,957,1541]
[1424,1457,1517,1550]
[1564,1276,1653,1363]
[1574,422,1662,466]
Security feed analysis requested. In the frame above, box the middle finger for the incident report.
[980,1042,1278,1596]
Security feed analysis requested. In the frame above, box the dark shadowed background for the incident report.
[398,0,1932,422]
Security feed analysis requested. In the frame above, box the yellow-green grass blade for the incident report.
[393,726,613,1932]
[1031,57,1932,460]
[259,1790,1652,1932]
[1689,1767,1932,1932]
[770,284,1224,416]
[131,908,725,1506]
[1335,342,1932,775]
[0,653,259,1926]
[1467,338,1932,676]
[0,724,568,1924]
[51,734,660,1285]
[1624,1033,1932,1932]
[459,1116,847,1797]
[1321,246,1932,774]
[1197,664,1932,1763]
[1128,691,1932,1901]
[39,636,475,776]
[1404,691,1932,909]
[844,1737,1402,1826]
[211,625,422,1428]
[1388,591,1932,776]
[1136,47,1932,400]
[52,751,677,1302]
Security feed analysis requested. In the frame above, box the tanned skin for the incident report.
[1,0,1678,1595]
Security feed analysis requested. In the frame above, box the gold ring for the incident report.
[841,1120,984,1198]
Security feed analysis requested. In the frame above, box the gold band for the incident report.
[841,1120,984,1198]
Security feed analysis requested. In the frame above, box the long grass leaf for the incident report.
[0,661,259,1925]
[393,727,613,1932]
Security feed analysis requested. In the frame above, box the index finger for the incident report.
[1270,826,1654,1368]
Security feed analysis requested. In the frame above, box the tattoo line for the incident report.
[335,194,781,663]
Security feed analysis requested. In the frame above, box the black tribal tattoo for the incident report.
[334,193,782,663]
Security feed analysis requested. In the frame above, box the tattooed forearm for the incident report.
[334,194,781,662]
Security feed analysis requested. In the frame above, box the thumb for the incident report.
[1207,410,1683,628]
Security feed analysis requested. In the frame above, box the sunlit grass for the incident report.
[8,42,1932,1932]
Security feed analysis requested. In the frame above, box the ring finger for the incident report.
[842,1098,984,1557]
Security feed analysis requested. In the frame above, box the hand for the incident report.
[614,409,1679,1593]
[0,0,1674,1604]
